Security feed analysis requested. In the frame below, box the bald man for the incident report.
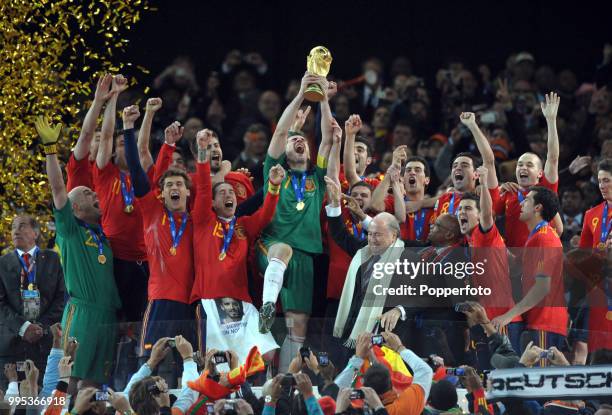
[38,117,120,385]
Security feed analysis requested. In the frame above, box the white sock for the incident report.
[262,258,286,304]
[279,334,305,373]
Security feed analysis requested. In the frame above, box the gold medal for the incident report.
[169,246,177,256]
[597,242,606,250]
[98,254,107,264]
[27,283,35,291]
[219,251,226,261]
[607,310,612,321]
[296,201,305,211]
[124,204,134,213]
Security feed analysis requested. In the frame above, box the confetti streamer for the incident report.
[0,0,151,248]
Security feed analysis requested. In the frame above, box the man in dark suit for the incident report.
[0,214,65,388]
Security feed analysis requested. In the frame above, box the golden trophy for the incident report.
[304,46,333,102]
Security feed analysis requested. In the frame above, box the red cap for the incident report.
[318,396,336,415]
[224,171,255,204]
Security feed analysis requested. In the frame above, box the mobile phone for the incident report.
[299,346,311,360]
[540,349,554,360]
[213,351,228,364]
[349,389,365,400]
[318,352,329,366]
[16,361,26,372]
[68,337,78,345]
[147,384,162,395]
[371,334,384,346]
[205,402,215,414]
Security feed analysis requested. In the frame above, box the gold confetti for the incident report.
[0,0,151,249]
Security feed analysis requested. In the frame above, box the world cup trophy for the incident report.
[304,46,333,102]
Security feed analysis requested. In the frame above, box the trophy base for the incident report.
[304,84,325,102]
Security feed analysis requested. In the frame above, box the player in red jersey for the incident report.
[457,166,522,368]
[372,154,433,242]
[66,74,116,192]
[341,114,381,191]
[492,186,567,358]
[491,92,563,247]
[154,130,255,207]
[190,130,285,362]
[93,76,153,324]
[577,159,612,354]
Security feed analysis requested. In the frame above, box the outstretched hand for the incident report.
[541,92,560,120]
[35,116,62,145]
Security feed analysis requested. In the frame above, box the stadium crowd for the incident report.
[1,44,612,414]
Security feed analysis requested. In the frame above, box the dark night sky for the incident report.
[124,0,610,88]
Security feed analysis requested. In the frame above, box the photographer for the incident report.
[334,332,432,415]
[288,349,338,400]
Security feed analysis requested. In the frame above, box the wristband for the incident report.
[44,144,58,155]
[317,154,328,169]
[268,182,281,195]
[183,356,194,362]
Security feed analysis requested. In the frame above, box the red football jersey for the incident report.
[66,153,94,192]
[492,176,558,247]
[137,192,194,303]
[191,162,278,303]
[384,195,432,241]
[92,163,148,261]
[521,223,567,336]
[468,224,520,321]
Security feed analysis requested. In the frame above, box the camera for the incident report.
[540,349,554,360]
[454,302,472,313]
[371,334,384,346]
[205,402,215,414]
[446,367,465,376]
[423,354,441,369]
[68,337,78,345]
[282,374,296,386]
[318,352,329,366]
[213,351,228,364]
[299,346,311,360]
[480,111,497,125]
[223,400,236,411]
[349,389,365,400]
[167,339,176,348]
[94,391,109,401]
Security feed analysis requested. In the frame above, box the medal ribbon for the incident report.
[601,203,612,246]
[119,172,135,210]
[290,171,307,204]
[220,217,237,256]
[16,247,39,288]
[167,209,188,252]
[606,277,612,316]
[448,192,459,215]
[527,220,548,241]
[518,190,526,203]
[84,223,105,259]
[413,209,427,240]
[351,220,365,241]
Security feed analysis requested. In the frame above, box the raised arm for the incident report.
[193,129,214,223]
[268,73,318,158]
[137,97,163,172]
[97,74,128,169]
[460,112,498,188]
[476,166,494,231]
[389,167,406,224]
[343,114,363,186]
[317,79,335,161]
[36,116,67,209]
[121,105,151,197]
[541,92,560,184]
[73,74,113,160]
[371,170,391,213]
[326,118,342,181]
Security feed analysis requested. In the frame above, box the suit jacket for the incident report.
[0,248,65,355]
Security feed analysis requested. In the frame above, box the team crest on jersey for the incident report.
[305,178,315,192]
[234,183,246,199]
[235,225,247,240]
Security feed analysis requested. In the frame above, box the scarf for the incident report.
[334,238,405,347]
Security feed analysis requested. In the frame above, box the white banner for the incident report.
[488,365,612,400]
